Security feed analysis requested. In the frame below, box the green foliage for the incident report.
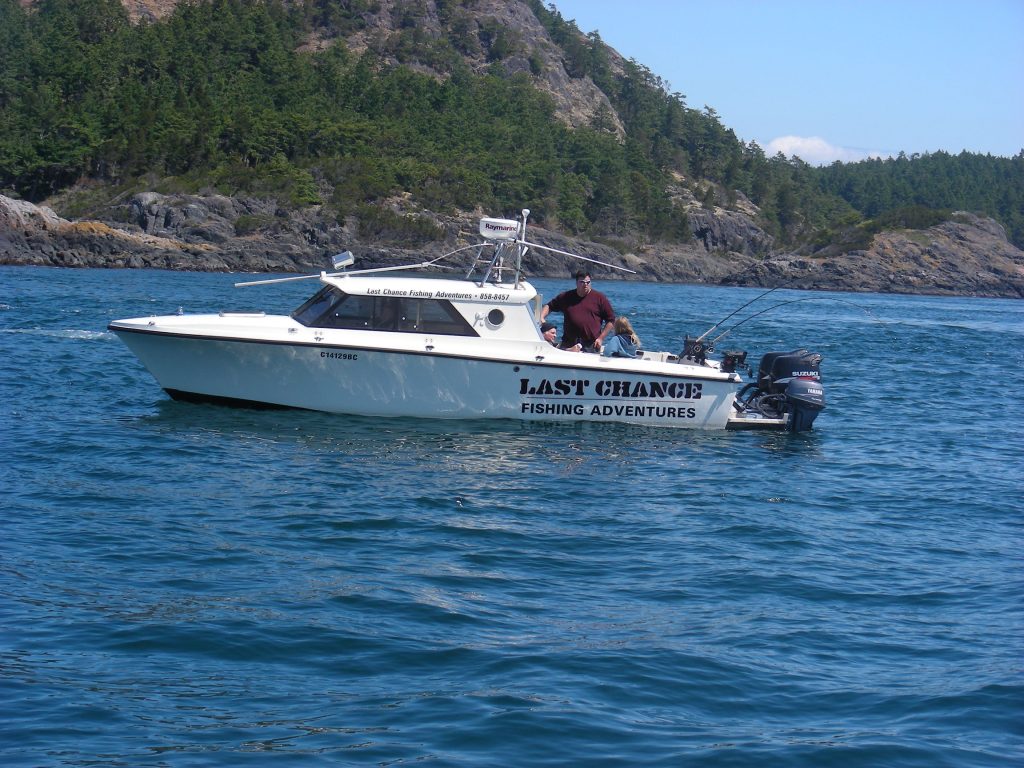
[810,205,957,256]
[355,203,444,245]
[0,0,1020,252]
[871,204,953,231]
[233,213,275,235]
[817,151,1024,248]
[701,185,716,210]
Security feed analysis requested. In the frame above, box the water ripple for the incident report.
[1,268,1021,767]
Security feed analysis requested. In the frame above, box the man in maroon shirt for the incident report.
[540,269,616,352]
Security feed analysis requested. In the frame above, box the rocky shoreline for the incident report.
[2,193,1022,298]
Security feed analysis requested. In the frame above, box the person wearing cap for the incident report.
[540,269,615,352]
[540,321,558,346]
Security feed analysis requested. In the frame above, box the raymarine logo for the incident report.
[480,218,520,239]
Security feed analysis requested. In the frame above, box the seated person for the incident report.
[540,321,558,346]
[601,317,642,358]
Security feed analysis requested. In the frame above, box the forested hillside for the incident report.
[1,0,1022,252]
[816,151,1024,249]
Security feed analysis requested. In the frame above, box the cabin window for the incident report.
[292,287,478,336]
[291,286,340,326]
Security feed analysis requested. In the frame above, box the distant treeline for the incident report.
[817,151,1024,248]
[1,0,1021,249]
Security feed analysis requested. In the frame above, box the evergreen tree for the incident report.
[0,0,1019,250]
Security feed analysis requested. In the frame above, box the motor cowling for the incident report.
[757,349,821,394]
[740,349,825,431]
[784,377,825,432]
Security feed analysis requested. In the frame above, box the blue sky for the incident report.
[549,0,1024,164]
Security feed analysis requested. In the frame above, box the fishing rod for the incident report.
[695,286,781,342]
[709,295,896,346]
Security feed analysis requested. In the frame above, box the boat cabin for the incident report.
[292,274,545,344]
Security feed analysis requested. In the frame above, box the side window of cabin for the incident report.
[325,294,377,329]
[298,293,377,330]
[294,289,477,336]
[408,299,477,336]
[291,287,374,329]
[372,297,401,331]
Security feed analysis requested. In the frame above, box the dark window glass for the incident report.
[293,287,477,337]
[399,298,478,336]
[291,286,343,326]
[323,294,378,329]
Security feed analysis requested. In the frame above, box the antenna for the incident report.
[515,209,531,287]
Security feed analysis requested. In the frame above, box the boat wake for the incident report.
[1,328,112,340]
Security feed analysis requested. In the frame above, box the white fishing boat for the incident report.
[109,210,825,431]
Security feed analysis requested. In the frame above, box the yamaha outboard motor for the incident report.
[737,349,825,431]
[784,376,826,431]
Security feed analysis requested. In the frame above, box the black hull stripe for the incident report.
[166,388,300,410]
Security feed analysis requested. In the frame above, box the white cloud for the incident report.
[765,136,884,165]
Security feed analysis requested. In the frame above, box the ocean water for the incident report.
[1,265,1021,767]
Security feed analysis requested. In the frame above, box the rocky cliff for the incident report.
[0,193,325,272]
[721,214,1024,297]
[333,0,628,136]
[7,1,1022,297]
[3,193,1021,298]
[22,0,625,137]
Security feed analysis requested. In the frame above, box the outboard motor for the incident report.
[783,377,826,431]
[736,349,825,431]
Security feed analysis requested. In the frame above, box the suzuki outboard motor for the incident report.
[737,349,825,431]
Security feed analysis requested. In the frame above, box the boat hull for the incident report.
[112,327,739,429]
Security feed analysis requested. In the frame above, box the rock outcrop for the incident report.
[720,213,1024,298]
[57,0,627,137]
[10,1,1019,296]
[0,193,329,272]
[3,193,1022,298]
[688,208,774,258]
